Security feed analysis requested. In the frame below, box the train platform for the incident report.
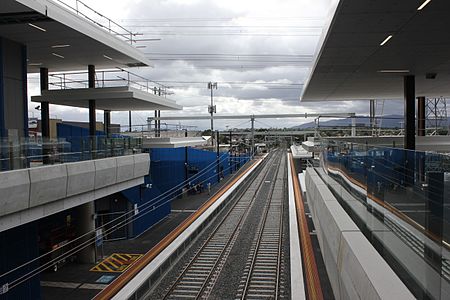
[40,162,252,300]
[89,150,337,300]
[40,151,338,300]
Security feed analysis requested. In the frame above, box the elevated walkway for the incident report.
[0,153,149,232]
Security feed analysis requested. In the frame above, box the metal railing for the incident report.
[48,68,172,97]
[52,0,135,44]
[0,136,143,172]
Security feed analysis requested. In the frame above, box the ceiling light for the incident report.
[377,70,410,73]
[52,52,65,59]
[51,44,70,48]
[380,35,393,46]
[28,63,43,66]
[28,23,46,32]
[417,0,432,10]
[103,54,113,60]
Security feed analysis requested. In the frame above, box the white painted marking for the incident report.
[171,209,197,213]
[41,281,80,289]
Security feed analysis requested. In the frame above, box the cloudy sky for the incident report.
[28,0,405,130]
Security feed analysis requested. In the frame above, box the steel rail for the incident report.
[93,157,261,300]
[239,153,285,299]
[161,151,280,299]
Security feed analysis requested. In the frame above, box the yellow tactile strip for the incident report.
[90,253,143,273]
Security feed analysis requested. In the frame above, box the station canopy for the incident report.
[31,86,182,111]
[1,0,151,72]
[142,137,208,148]
[301,0,450,102]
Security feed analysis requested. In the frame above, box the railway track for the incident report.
[236,155,286,299]
[159,150,287,300]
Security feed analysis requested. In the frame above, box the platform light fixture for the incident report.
[380,35,393,46]
[51,44,70,48]
[28,62,43,66]
[103,54,113,60]
[28,23,46,32]
[418,0,432,10]
[52,52,65,59]
[377,70,410,73]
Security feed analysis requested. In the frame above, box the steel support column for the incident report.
[185,129,189,185]
[216,130,220,182]
[88,65,96,137]
[104,110,111,137]
[128,111,132,132]
[417,96,426,137]
[88,65,96,159]
[404,75,415,150]
[370,99,375,133]
[404,76,416,187]
[251,116,255,156]
[40,67,51,164]
[40,68,50,138]
[417,97,426,183]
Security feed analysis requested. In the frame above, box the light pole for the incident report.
[208,82,217,145]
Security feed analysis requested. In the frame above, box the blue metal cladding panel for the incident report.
[150,148,185,193]
[187,148,220,185]
[120,149,247,237]
[0,222,41,300]
[57,123,105,157]
[121,181,170,237]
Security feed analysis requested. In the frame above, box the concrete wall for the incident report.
[304,168,414,300]
[0,153,150,232]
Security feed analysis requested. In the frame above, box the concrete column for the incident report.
[417,96,426,137]
[404,75,415,150]
[103,110,111,137]
[76,202,96,263]
[0,38,29,139]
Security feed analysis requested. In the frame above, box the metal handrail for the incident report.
[52,0,135,44]
[48,68,171,97]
